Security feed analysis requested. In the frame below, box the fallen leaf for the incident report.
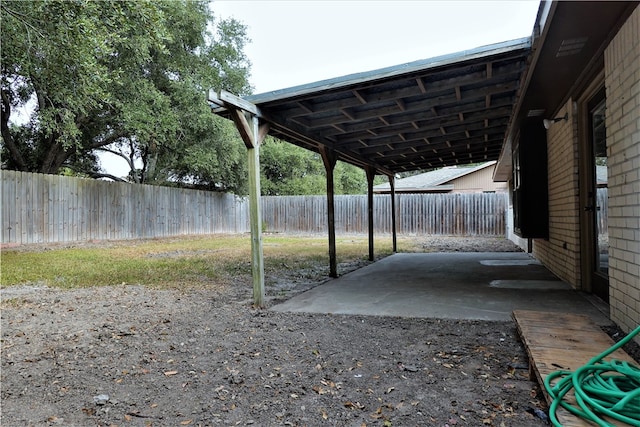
[124,414,132,421]
[343,401,365,410]
[180,420,193,425]
[321,410,328,420]
[312,385,326,395]
[370,407,384,419]
[164,370,178,376]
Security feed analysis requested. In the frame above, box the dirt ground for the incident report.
[2,236,638,427]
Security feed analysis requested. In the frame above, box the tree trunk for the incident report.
[1,89,28,170]
[143,140,159,183]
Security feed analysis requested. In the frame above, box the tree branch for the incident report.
[88,172,127,182]
[1,88,28,170]
[88,131,127,150]
[94,146,135,172]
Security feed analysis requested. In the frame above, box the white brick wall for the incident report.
[532,100,582,287]
[604,5,640,338]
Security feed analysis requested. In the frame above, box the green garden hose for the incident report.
[544,325,640,427]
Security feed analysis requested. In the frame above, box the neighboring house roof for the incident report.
[373,161,497,193]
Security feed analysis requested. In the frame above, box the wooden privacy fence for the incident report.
[1,170,249,244]
[262,193,507,236]
[3,170,509,245]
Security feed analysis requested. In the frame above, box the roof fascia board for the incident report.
[535,0,554,39]
[374,185,454,193]
[208,89,262,117]
[246,37,532,105]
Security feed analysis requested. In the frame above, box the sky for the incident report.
[104,0,540,177]
[212,0,541,94]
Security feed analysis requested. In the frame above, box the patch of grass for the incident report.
[0,297,28,308]
[1,234,399,290]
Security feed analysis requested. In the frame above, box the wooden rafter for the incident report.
[213,38,530,173]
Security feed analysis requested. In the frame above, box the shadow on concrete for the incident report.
[271,252,611,324]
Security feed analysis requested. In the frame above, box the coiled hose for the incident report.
[544,324,640,427]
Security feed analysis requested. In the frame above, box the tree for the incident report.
[1,0,251,193]
[260,138,384,195]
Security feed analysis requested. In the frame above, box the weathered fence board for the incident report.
[261,193,507,236]
[1,170,249,244]
[0,170,547,245]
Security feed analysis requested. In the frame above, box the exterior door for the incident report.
[583,87,609,301]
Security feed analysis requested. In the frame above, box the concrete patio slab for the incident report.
[271,252,611,324]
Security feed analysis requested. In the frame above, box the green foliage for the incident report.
[259,138,384,195]
[260,138,324,195]
[1,0,391,196]
[1,0,251,193]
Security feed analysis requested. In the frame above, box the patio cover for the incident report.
[210,37,531,176]
[209,37,532,307]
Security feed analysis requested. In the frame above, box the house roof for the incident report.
[373,161,497,193]
[211,38,531,176]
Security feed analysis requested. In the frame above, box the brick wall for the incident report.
[532,100,582,287]
[604,5,640,337]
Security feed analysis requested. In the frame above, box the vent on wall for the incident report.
[556,37,588,58]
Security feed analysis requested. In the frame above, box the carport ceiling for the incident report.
[213,38,531,176]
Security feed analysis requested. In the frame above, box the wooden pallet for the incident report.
[512,310,637,427]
